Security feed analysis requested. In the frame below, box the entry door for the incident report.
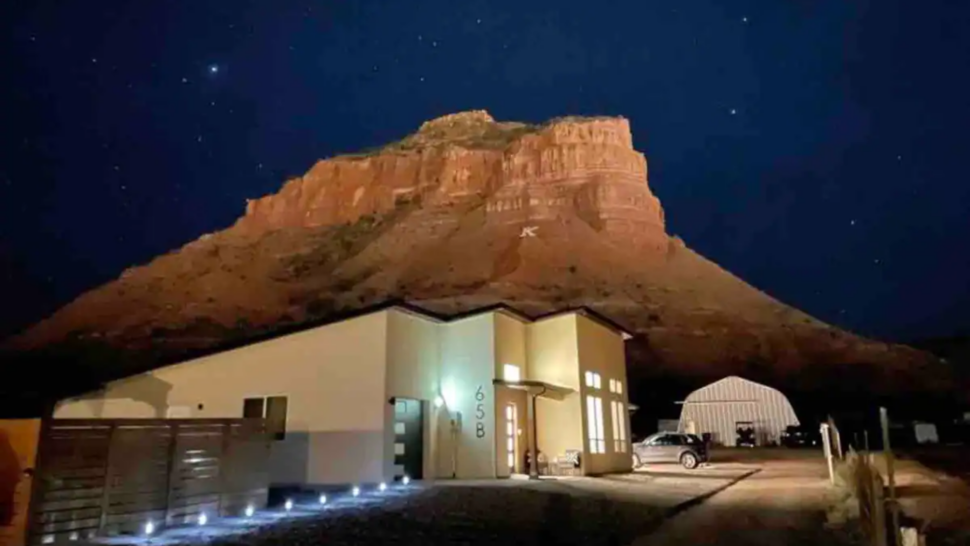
[393,399,424,479]
[505,403,518,473]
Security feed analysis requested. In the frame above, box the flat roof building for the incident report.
[55,303,634,486]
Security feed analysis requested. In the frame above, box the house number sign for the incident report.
[475,385,486,439]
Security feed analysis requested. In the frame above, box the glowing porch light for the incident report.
[379,482,387,492]
[441,381,458,408]
[352,485,360,497]
[198,513,207,526]
[284,499,294,511]
[244,504,255,518]
[402,475,411,485]
[144,521,155,536]
[318,494,327,505]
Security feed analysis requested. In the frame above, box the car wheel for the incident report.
[681,452,698,470]
[632,454,642,469]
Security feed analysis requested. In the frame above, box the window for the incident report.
[586,396,605,454]
[584,371,601,389]
[243,396,288,440]
[608,379,623,395]
[503,364,521,382]
[611,401,627,452]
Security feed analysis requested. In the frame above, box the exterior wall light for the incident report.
[144,521,155,536]
[319,494,327,504]
[244,504,255,518]
[198,513,207,526]
[352,485,361,497]
[284,499,293,511]
[379,482,387,491]
[402,475,411,485]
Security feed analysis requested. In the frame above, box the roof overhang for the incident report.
[492,379,574,401]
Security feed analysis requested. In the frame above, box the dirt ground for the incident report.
[887,448,970,545]
[630,449,866,546]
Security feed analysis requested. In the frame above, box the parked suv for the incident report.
[632,432,709,470]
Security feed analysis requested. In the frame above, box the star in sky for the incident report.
[730,108,737,115]
[208,64,219,74]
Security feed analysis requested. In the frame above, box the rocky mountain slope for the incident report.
[4,111,949,407]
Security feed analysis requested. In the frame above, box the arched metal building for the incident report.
[677,376,799,447]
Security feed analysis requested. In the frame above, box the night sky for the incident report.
[2,1,969,342]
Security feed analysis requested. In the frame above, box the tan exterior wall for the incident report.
[527,315,580,388]
[493,312,529,380]
[577,315,632,475]
[56,312,390,486]
[526,315,585,467]
[437,314,496,478]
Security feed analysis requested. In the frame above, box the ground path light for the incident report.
[198,513,207,526]
[402,475,410,485]
[319,494,327,505]
[352,486,360,497]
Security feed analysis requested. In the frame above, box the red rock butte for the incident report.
[5,111,946,399]
[238,111,666,253]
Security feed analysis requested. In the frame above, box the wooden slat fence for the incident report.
[28,419,269,544]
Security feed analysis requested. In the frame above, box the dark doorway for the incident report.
[393,398,424,480]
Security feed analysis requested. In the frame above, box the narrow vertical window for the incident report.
[586,395,606,454]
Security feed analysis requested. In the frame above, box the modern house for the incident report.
[55,303,634,486]
[677,376,799,446]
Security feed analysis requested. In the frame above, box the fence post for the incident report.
[820,423,835,484]
[880,407,901,546]
[96,424,117,535]
[162,423,180,528]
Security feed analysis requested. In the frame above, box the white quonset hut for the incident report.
[677,376,799,446]
[55,302,634,486]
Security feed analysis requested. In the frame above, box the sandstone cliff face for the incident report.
[238,112,666,252]
[5,111,944,402]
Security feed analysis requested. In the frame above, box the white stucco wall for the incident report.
[55,312,390,486]
[437,314,497,478]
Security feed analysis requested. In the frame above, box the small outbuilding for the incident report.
[677,376,799,447]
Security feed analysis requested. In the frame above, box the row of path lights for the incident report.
[143,476,413,538]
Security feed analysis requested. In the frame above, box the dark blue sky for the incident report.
[2,1,968,341]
